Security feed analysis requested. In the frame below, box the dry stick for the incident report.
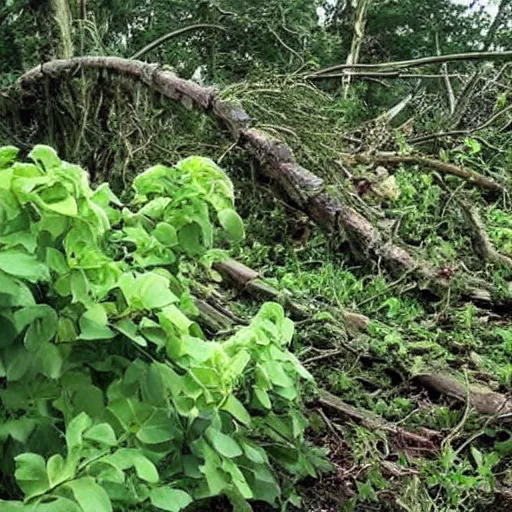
[130,24,227,60]
[308,50,512,77]
[213,258,368,336]
[341,152,504,193]
[318,389,438,452]
[17,57,494,304]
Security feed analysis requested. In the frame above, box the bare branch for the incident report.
[460,202,512,269]
[130,24,226,60]
[308,50,512,77]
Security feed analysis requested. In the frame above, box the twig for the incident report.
[441,371,472,450]
[318,389,438,452]
[130,24,226,60]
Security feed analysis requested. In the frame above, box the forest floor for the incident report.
[2,72,512,511]
[204,154,512,511]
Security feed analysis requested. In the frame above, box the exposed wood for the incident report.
[341,152,504,193]
[414,374,512,417]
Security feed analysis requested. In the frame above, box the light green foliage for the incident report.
[0,146,324,510]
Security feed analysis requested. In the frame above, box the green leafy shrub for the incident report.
[0,146,325,511]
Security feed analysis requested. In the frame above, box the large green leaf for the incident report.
[14,453,50,500]
[150,487,193,512]
[0,250,49,283]
[136,409,178,445]
[107,448,159,483]
[66,477,113,512]
[218,209,245,243]
[206,428,243,458]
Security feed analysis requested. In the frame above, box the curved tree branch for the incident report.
[308,50,512,77]
[130,24,226,60]
[16,56,496,304]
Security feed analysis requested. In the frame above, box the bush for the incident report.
[0,146,326,511]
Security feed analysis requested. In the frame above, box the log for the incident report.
[414,373,512,416]
[16,57,496,303]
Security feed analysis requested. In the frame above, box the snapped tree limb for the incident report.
[308,50,512,77]
[17,57,496,303]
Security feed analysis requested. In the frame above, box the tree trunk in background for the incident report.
[343,0,370,98]
[53,0,74,59]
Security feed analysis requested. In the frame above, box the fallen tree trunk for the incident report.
[17,57,496,304]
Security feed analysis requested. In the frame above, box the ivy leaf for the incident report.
[84,423,117,447]
[66,477,113,512]
[221,395,251,426]
[0,419,37,443]
[15,305,58,351]
[0,146,19,169]
[107,448,159,483]
[253,388,272,409]
[222,459,253,499]
[46,454,75,488]
[66,412,93,452]
[79,305,115,340]
[29,145,61,170]
[33,341,63,379]
[136,409,179,445]
[114,318,147,347]
[178,223,204,255]
[0,314,18,349]
[0,272,35,308]
[218,209,245,242]
[153,222,178,247]
[150,487,193,512]
[206,428,243,458]
[14,453,50,500]
[0,250,49,283]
